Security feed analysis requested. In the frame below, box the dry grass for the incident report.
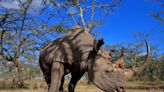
[0,89,163,92]
[0,80,163,92]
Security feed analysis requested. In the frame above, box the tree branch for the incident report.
[76,0,87,31]
[0,48,14,61]
[88,0,95,31]
[70,14,78,26]
[13,0,32,59]
[0,29,5,53]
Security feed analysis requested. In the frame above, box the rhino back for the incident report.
[40,29,94,66]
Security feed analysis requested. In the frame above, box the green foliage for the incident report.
[137,59,164,81]
[56,24,64,33]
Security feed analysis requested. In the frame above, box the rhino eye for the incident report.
[105,69,113,73]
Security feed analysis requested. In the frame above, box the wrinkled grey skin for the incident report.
[39,28,150,92]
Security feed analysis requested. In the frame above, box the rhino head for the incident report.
[87,39,150,92]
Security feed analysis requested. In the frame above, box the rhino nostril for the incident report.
[120,86,123,89]
[120,87,125,92]
[115,86,125,92]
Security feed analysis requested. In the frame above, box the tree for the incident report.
[41,0,122,32]
[0,0,61,87]
[0,1,34,86]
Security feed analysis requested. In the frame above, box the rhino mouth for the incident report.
[100,78,126,92]
[101,86,125,92]
[105,84,126,92]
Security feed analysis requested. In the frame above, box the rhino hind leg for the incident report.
[49,62,65,92]
[44,73,51,89]
[68,71,85,92]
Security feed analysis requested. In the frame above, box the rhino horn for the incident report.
[125,40,151,80]
[115,47,124,69]
[132,40,151,74]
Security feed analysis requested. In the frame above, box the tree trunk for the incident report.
[13,60,24,87]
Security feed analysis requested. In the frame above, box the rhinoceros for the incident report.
[39,28,150,92]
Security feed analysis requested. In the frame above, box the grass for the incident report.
[0,80,163,92]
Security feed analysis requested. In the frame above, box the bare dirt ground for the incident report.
[0,80,163,92]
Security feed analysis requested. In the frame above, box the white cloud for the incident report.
[0,0,20,9]
[0,0,42,10]
[31,0,42,10]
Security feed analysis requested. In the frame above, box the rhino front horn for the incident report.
[125,40,151,80]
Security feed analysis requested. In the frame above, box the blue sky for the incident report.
[95,0,163,51]
[0,0,163,52]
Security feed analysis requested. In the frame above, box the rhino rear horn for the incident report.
[115,47,124,69]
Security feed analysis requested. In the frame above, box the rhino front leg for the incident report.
[59,75,65,92]
[49,62,64,92]
[68,71,85,92]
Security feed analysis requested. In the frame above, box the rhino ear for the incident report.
[88,39,104,60]
[94,38,104,52]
